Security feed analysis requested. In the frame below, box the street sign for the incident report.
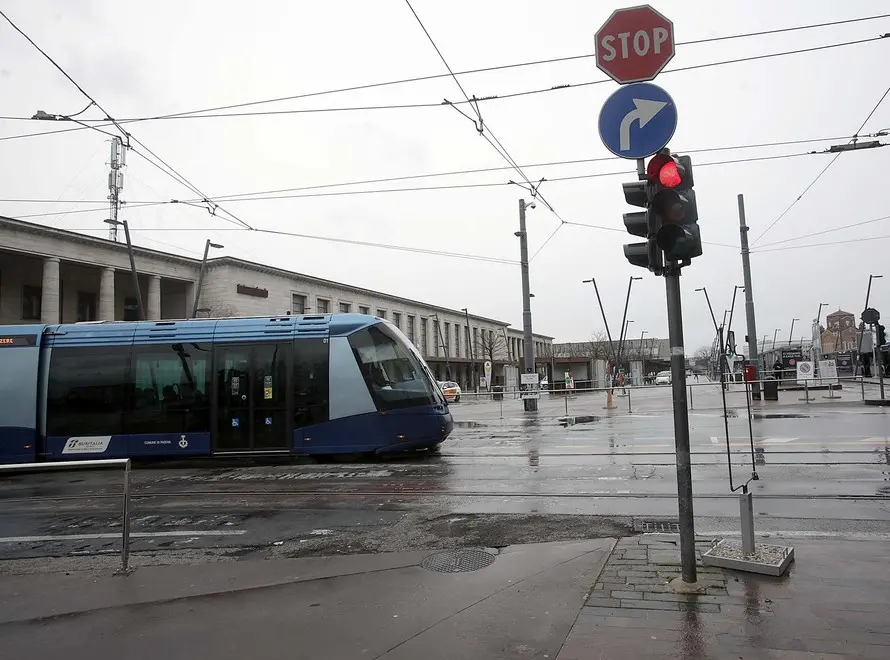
[598,82,677,158]
[796,361,814,385]
[595,5,675,84]
[862,307,880,324]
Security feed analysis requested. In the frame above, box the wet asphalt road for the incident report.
[1,379,889,567]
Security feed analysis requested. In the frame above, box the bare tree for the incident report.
[195,295,239,318]
[586,330,614,361]
[478,330,509,363]
[694,344,717,364]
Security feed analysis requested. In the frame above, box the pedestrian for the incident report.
[773,359,783,382]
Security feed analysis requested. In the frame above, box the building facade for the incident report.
[0,216,552,390]
[820,310,858,355]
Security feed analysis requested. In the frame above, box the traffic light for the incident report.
[878,323,887,347]
[621,179,663,275]
[648,153,702,263]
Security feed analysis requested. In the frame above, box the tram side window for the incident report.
[127,344,211,434]
[348,324,438,411]
[47,347,132,437]
[294,338,329,427]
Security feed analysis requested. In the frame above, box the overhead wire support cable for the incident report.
[751,82,890,245]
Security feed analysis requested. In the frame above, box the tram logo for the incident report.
[62,436,112,454]
[179,437,189,449]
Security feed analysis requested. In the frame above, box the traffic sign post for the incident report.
[598,83,677,159]
[595,5,675,84]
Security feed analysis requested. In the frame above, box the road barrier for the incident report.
[0,458,132,573]
[450,375,869,416]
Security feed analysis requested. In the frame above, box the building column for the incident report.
[40,257,61,324]
[99,267,115,320]
[147,275,161,320]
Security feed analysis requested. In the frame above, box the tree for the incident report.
[195,295,239,318]
[694,344,717,366]
[478,330,509,363]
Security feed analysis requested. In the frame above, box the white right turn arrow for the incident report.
[618,98,668,151]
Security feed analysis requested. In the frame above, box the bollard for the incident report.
[627,388,632,413]
[688,384,694,410]
[499,395,503,419]
[565,388,569,416]
[861,376,866,401]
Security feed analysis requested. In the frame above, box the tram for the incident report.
[0,314,453,463]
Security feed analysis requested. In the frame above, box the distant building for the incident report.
[548,338,670,388]
[820,309,858,354]
[0,216,552,390]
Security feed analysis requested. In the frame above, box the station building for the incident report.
[0,216,553,391]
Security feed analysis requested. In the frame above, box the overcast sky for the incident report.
[2,1,889,351]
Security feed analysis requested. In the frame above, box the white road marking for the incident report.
[0,530,247,543]
[710,437,720,444]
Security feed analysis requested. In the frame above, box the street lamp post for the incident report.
[516,199,537,412]
[104,219,144,321]
[582,277,618,387]
[191,239,224,318]
[788,318,799,346]
[772,328,781,351]
[461,307,478,393]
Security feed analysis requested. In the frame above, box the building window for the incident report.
[22,285,41,320]
[359,305,370,315]
[339,302,351,314]
[123,297,139,322]
[392,312,401,329]
[291,294,306,314]
[473,327,479,358]
[444,322,451,356]
[316,298,330,314]
[77,291,97,322]
[455,325,461,358]
[377,309,387,319]
[406,315,416,343]
[420,318,428,355]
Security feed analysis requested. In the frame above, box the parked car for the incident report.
[438,380,462,403]
[655,370,672,385]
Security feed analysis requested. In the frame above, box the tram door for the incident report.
[214,343,291,452]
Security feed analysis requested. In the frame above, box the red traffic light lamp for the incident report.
[646,152,693,189]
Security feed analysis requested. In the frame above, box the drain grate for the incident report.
[635,520,681,534]
[420,548,496,573]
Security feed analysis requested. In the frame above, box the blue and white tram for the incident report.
[0,314,452,463]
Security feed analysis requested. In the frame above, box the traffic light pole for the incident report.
[664,264,697,584]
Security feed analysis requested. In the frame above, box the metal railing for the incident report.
[0,458,132,573]
[450,375,870,415]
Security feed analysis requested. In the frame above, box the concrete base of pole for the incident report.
[669,577,704,594]
[702,539,794,577]
[740,491,755,554]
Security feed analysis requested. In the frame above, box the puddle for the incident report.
[559,415,601,427]
[453,421,486,428]
[753,414,811,419]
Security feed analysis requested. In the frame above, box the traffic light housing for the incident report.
[621,180,663,275]
[649,153,701,263]
[621,150,700,275]
[878,323,887,347]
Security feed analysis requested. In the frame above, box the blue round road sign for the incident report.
[598,82,677,159]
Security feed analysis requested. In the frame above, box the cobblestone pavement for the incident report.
[558,535,890,659]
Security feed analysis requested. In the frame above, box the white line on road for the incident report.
[0,530,247,543]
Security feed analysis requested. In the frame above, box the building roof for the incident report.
[0,215,553,339]
[826,309,853,318]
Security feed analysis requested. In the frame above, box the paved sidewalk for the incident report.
[558,535,890,659]
[1,534,888,659]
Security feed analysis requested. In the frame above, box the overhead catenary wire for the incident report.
[754,214,890,248]
[752,234,890,252]
[1,13,886,127]
[1,148,845,215]
[2,33,885,142]
[751,83,890,245]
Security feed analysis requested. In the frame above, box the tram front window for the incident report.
[349,324,439,411]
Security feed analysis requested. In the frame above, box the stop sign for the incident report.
[595,5,675,84]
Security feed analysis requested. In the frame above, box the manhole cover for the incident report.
[420,548,496,573]
[635,520,680,534]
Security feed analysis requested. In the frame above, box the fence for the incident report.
[0,458,132,573]
[450,375,870,417]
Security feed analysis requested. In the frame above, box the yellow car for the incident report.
[438,380,462,403]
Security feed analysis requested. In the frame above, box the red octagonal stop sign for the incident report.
[595,5,675,84]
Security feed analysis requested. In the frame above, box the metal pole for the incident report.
[740,491,755,554]
[689,384,694,409]
[665,266,696,584]
[585,278,618,384]
[518,199,538,412]
[121,459,131,573]
[191,238,212,319]
[627,387,632,413]
[616,276,635,371]
[121,221,145,321]
[464,308,477,393]
[788,319,797,346]
[856,276,876,377]
[726,286,740,338]
[739,195,761,400]
[874,322,885,400]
